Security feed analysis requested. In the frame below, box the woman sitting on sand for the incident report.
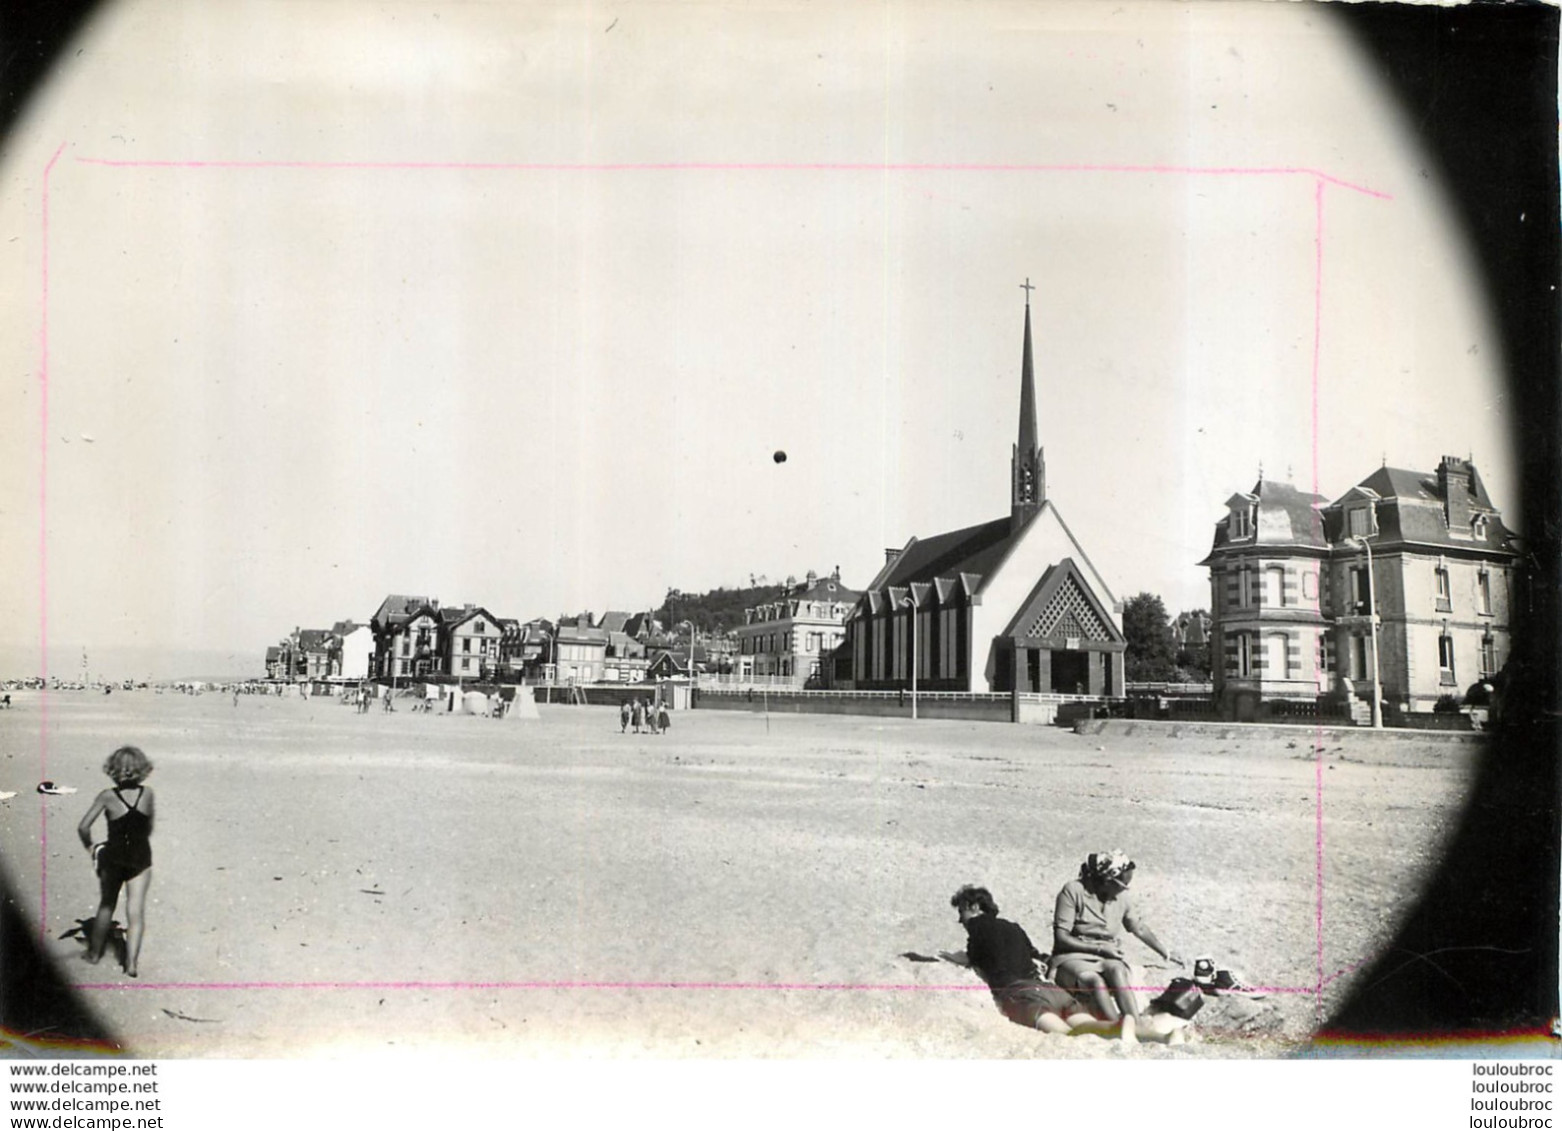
[76,746,156,978]
[944,884,1192,1045]
[1050,850,1183,1045]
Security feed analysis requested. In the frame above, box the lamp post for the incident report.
[899,595,918,721]
[678,620,697,685]
[1347,524,1384,730]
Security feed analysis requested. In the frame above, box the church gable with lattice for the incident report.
[1027,574,1110,641]
[1002,558,1123,645]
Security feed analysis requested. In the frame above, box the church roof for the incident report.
[876,515,1018,592]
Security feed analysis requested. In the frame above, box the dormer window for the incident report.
[1472,514,1490,539]
[1346,506,1374,539]
[1231,508,1253,539]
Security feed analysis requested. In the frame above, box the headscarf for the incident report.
[1080,849,1136,886]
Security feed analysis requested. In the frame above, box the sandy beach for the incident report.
[0,691,1478,1058]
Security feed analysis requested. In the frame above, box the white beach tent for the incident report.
[505,688,540,720]
[461,690,489,715]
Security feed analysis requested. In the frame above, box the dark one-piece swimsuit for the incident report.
[97,787,151,884]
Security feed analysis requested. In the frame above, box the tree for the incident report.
[1122,592,1176,682]
[1174,608,1212,681]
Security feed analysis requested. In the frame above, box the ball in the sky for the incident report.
[773,450,787,464]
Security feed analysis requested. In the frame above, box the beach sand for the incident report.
[0,691,1477,1058]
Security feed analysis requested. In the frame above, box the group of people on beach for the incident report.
[620,697,669,735]
[950,850,1192,1045]
[64,733,1182,1046]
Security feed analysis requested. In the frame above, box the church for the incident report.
[835,288,1127,696]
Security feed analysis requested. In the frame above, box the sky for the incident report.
[0,0,1514,679]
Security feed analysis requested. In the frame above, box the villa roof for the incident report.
[1202,479,1329,562]
[1323,462,1516,554]
[598,611,633,634]
[371,594,433,627]
[295,629,334,651]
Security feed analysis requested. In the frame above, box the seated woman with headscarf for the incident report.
[1050,850,1183,1045]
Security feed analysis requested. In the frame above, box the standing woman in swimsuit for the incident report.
[77,746,155,977]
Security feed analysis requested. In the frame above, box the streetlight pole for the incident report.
[678,620,696,683]
[1348,524,1384,730]
[899,595,918,721]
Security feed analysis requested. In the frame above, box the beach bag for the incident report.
[1149,977,1205,1020]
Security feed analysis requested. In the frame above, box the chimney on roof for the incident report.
[885,547,901,567]
[431,599,440,610]
[832,565,841,582]
[806,569,817,587]
[1437,455,1473,531]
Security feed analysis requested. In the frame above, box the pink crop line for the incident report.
[1312,177,1328,1018]
[68,155,1393,199]
[37,141,68,943]
[72,979,1325,994]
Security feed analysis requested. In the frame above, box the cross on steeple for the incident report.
[1020,277,1035,303]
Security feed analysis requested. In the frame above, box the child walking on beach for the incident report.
[77,746,156,977]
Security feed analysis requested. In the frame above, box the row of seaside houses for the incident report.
[265,289,1520,720]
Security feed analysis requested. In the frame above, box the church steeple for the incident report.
[1011,279,1045,531]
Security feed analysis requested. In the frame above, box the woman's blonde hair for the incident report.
[103,745,153,786]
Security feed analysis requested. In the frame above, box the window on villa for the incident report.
[475,621,484,633]
[1236,633,1252,677]
[1438,634,1456,685]
[1231,508,1251,538]
[1351,635,1368,681]
[1435,566,1452,612]
[1265,632,1288,678]
[1480,634,1496,678]
[1264,566,1285,607]
[1302,571,1318,601]
[462,639,471,653]
[1478,570,1492,615]
[1238,566,1253,608]
[1350,567,1370,615]
[1347,507,1372,538]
